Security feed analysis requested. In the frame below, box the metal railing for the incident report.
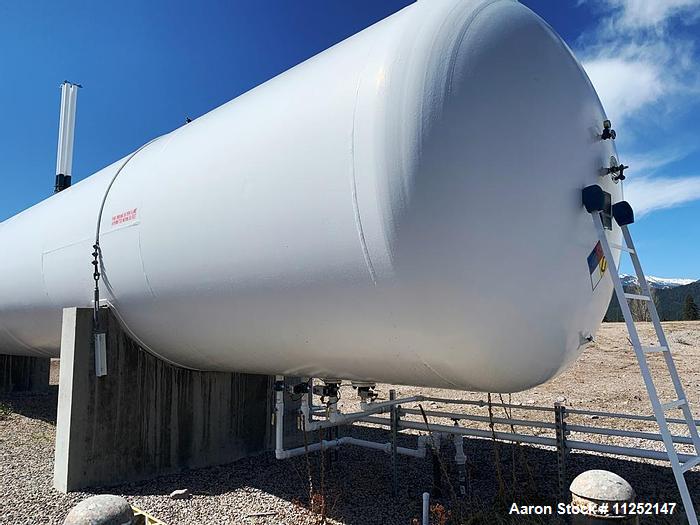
[351,396,700,500]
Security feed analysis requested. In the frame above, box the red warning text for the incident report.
[112,208,138,226]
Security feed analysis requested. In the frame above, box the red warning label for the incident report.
[112,208,137,226]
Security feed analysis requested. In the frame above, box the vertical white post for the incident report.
[275,375,285,459]
[55,81,80,193]
[422,492,430,525]
[55,83,68,178]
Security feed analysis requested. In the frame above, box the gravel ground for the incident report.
[1,321,699,524]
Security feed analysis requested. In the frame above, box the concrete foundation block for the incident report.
[0,354,50,394]
[54,307,276,492]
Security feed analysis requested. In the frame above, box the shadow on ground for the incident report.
[1,385,58,424]
[110,426,699,524]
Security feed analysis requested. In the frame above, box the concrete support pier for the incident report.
[0,354,49,394]
[54,307,277,492]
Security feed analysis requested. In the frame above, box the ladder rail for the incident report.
[621,226,700,452]
[623,226,672,348]
[592,213,699,525]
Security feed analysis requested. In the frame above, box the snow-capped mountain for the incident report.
[620,274,698,290]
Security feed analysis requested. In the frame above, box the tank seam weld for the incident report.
[417,353,460,388]
[445,0,508,99]
[137,228,156,298]
[350,51,378,286]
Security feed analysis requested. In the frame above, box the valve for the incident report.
[607,163,628,182]
[291,382,309,395]
[601,119,616,140]
[357,385,378,404]
[312,382,340,400]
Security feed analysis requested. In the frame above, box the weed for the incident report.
[0,402,12,421]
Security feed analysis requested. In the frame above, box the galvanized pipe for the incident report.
[411,398,700,426]
[566,423,694,445]
[356,416,698,466]
[566,439,696,464]
[360,416,559,447]
[401,407,556,430]
[401,407,695,445]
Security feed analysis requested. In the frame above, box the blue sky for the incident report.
[1,0,698,278]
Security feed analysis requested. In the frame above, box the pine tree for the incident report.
[683,295,699,321]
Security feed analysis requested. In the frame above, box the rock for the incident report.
[555,396,566,404]
[588,415,600,420]
[169,489,190,500]
[63,495,134,525]
[525,399,535,405]
[570,469,635,504]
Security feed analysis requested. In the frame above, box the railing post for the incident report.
[390,389,398,497]
[555,402,569,503]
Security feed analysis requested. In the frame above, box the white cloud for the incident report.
[576,0,700,219]
[622,148,690,172]
[582,57,662,122]
[605,0,700,30]
[625,175,700,216]
[578,1,699,123]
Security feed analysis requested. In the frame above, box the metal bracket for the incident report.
[94,331,107,377]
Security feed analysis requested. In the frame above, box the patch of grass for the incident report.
[0,402,12,421]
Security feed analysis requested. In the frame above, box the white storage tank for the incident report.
[0,0,623,392]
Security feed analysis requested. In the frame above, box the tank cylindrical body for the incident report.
[0,0,622,392]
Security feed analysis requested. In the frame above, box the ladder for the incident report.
[590,209,700,525]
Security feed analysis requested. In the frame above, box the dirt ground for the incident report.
[1,321,699,524]
[367,321,700,428]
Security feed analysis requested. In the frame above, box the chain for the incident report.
[91,242,101,329]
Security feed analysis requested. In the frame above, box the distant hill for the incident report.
[605,279,700,322]
[620,274,696,289]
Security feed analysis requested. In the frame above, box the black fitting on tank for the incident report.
[312,383,339,398]
[54,173,71,193]
[274,380,285,392]
[607,163,628,182]
[601,119,616,140]
[582,185,607,213]
[612,201,634,226]
[292,382,309,395]
[357,386,378,401]
[582,185,613,229]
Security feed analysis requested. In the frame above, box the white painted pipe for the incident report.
[422,492,430,525]
[343,436,429,459]
[277,439,343,460]
[453,433,466,467]
[274,375,285,460]
[300,395,425,431]
[277,436,427,460]
[275,382,430,459]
